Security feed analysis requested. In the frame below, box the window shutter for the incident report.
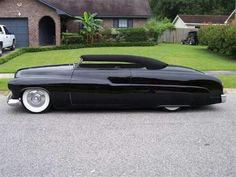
[128,19,133,28]
[113,19,119,28]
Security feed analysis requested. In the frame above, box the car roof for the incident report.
[80,55,168,69]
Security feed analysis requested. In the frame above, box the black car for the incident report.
[181,31,199,45]
[7,55,226,113]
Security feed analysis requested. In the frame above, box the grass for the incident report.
[0,44,235,73]
[0,79,9,91]
[218,75,236,89]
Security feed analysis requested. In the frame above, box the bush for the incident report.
[101,27,161,43]
[0,49,27,65]
[144,18,175,41]
[199,25,236,56]
[62,33,84,45]
[118,28,148,42]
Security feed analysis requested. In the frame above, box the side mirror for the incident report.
[0,31,3,34]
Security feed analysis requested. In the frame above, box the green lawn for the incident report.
[0,44,236,73]
[218,75,236,89]
[0,79,9,91]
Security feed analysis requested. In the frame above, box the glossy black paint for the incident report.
[8,55,224,109]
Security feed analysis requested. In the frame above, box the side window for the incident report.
[0,27,3,34]
[3,26,10,34]
[79,61,144,69]
[113,19,133,28]
[118,19,128,28]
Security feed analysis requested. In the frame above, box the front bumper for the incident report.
[7,94,21,106]
[221,94,227,103]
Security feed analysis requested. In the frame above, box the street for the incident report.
[0,94,236,177]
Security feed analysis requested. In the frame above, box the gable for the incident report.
[177,15,228,24]
[225,10,236,24]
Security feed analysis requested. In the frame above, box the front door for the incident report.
[70,67,132,106]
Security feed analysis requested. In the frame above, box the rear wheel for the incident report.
[164,106,181,112]
[22,88,51,113]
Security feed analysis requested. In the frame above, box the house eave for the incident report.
[96,15,152,19]
[37,0,72,17]
[225,9,236,24]
[185,23,226,26]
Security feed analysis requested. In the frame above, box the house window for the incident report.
[118,19,128,28]
[113,19,133,28]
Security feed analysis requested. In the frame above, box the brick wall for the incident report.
[102,19,113,29]
[133,19,147,28]
[0,0,61,47]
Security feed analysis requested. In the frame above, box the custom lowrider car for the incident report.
[7,55,226,113]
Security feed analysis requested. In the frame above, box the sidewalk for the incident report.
[205,71,236,76]
[0,74,14,78]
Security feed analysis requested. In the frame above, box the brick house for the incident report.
[0,0,152,48]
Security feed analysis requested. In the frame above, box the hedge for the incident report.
[199,25,236,56]
[0,42,156,65]
[62,33,84,45]
[101,28,159,43]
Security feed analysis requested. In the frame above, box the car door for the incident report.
[130,68,164,107]
[70,65,132,106]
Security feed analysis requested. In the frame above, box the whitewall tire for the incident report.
[22,88,51,113]
[164,106,181,112]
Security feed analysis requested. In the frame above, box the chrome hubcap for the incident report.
[27,90,46,107]
[165,107,180,111]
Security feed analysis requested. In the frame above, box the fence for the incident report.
[158,28,198,43]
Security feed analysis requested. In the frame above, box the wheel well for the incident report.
[0,41,2,47]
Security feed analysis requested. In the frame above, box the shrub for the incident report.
[199,25,236,56]
[62,33,84,45]
[0,49,27,65]
[144,18,175,41]
[118,28,148,42]
[101,27,161,43]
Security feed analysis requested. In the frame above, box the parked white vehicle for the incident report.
[0,25,16,57]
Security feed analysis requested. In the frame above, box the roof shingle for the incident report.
[40,0,152,18]
[178,15,228,24]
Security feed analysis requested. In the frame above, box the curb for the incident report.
[0,74,14,79]
[224,89,236,93]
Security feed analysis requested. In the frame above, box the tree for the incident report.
[150,0,236,20]
[75,12,103,44]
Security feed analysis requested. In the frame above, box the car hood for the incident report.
[15,64,74,78]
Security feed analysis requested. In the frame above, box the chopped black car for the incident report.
[7,55,226,113]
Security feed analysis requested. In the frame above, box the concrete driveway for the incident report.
[0,48,11,57]
[0,94,235,177]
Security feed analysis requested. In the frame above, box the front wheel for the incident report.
[22,88,51,113]
[10,40,16,51]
